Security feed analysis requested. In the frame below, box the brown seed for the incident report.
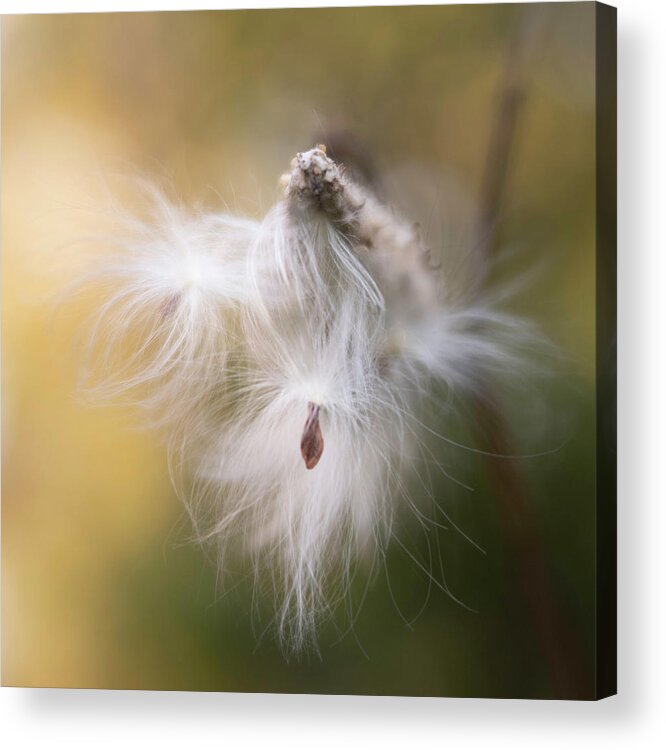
[300,402,324,470]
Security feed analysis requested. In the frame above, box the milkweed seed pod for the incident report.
[77,146,533,650]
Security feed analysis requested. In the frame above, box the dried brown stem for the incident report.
[473,6,586,697]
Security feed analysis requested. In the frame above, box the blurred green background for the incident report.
[2,3,598,698]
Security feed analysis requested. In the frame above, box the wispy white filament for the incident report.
[74,148,537,650]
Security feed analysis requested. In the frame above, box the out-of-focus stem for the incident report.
[473,6,586,697]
